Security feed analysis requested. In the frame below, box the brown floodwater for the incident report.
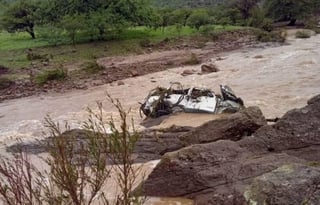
[0,32,319,204]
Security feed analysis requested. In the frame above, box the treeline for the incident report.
[0,0,319,43]
[152,0,226,8]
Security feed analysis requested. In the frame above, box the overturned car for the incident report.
[140,84,244,118]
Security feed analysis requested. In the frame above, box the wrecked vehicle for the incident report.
[140,84,244,118]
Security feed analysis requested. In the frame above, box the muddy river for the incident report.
[0,33,319,204]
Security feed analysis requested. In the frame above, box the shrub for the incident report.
[247,8,273,32]
[313,28,320,34]
[82,61,104,74]
[0,77,14,90]
[183,53,200,65]
[295,30,311,38]
[0,96,145,205]
[35,68,67,85]
[139,38,152,47]
[26,49,49,61]
[254,29,286,42]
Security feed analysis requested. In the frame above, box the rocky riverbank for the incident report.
[140,94,320,205]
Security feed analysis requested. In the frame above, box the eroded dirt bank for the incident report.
[0,34,319,142]
[0,33,319,205]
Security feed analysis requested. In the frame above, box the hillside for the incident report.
[152,0,226,8]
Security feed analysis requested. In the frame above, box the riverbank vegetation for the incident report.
[0,0,319,80]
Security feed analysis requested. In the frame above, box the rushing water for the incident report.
[0,33,319,204]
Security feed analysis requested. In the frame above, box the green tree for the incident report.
[156,8,173,32]
[264,0,316,25]
[234,0,259,19]
[169,8,192,26]
[1,0,38,39]
[187,10,211,30]
[60,14,86,45]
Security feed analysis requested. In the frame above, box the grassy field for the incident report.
[0,25,242,72]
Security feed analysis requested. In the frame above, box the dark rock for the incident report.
[142,140,305,204]
[245,163,320,205]
[130,70,140,77]
[141,94,320,204]
[134,126,193,163]
[179,106,267,145]
[117,80,125,86]
[201,63,219,73]
[239,94,320,161]
[181,69,195,76]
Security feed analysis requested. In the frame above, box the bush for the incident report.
[313,28,320,34]
[82,61,104,74]
[0,96,145,205]
[0,77,14,90]
[35,68,67,85]
[139,38,152,47]
[200,25,220,41]
[254,29,286,42]
[295,30,311,38]
[26,49,49,61]
[247,8,273,32]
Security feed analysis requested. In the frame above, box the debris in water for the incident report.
[140,83,244,118]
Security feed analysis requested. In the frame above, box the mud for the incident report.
[0,31,319,205]
[0,30,257,102]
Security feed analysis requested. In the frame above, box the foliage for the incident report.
[0,151,42,205]
[169,9,192,26]
[209,5,243,26]
[151,0,225,8]
[35,68,67,85]
[253,29,286,42]
[1,0,38,39]
[247,7,273,32]
[0,96,145,205]
[81,61,104,74]
[295,30,311,38]
[60,14,87,45]
[0,77,14,89]
[233,0,259,19]
[264,0,316,25]
[187,10,211,30]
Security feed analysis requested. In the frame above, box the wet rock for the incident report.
[142,140,305,204]
[117,80,125,86]
[141,95,320,204]
[253,55,263,59]
[181,69,195,76]
[239,94,320,161]
[180,106,267,145]
[134,126,193,163]
[245,163,320,205]
[201,63,219,73]
[130,70,140,77]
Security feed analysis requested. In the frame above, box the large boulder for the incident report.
[245,163,320,205]
[134,126,192,162]
[142,141,305,205]
[135,106,266,162]
[180,106,267,145]
[239,94,320,161]
[142,94,320,204]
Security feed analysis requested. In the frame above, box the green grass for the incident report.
[0,25,242,75]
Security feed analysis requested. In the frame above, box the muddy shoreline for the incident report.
[0,30,259,102]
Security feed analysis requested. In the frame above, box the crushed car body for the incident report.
[140,83,244,118]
